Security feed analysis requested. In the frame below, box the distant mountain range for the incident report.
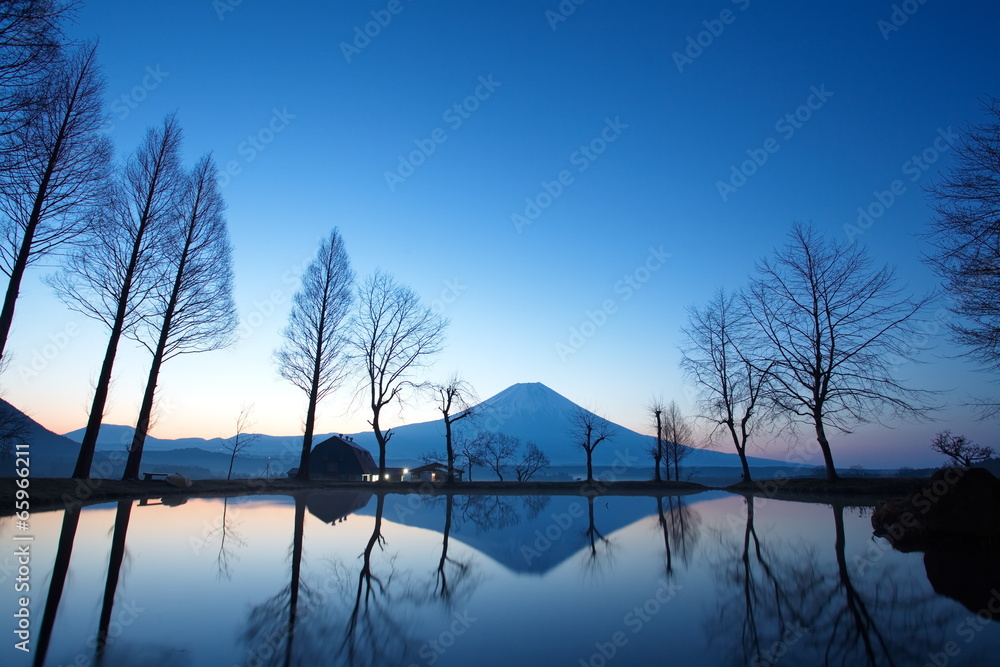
[56,382,796,474]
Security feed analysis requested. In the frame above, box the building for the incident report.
[292,434,413,482]
[409,462,465,482]
[309,434,378,481]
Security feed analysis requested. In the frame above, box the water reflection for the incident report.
[708,498,959,666]
[19,492,1000,667]
[97,500,132,659]
[654,495,700,577]
[34,505,80,667]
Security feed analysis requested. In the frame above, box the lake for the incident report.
[7,490,1000,666]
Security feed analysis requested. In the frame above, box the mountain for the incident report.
[1,399,80,477]
[345,382,792,468]
[62,382,794,471]
[62,423,303,455]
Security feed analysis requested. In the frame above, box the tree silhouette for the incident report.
[925,97,1000,418]
[53,115,184,479]
[434,375,476,483]
[929,429,995,467]
[661,401,691,481]
[123,154,236,479]
[570,407,615,483]
[681,288,773,482]
[745,222,933,481]
[222,404,260,480]
[0,0,70,141]
[353,271,445,478]
[514,441,549,481]
[276,228,354,480]
[0,43,111,366]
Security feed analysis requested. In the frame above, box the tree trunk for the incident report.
[586,448,593,482]
[227,449,236,480]
[444,417,454,484]
[73,321,124,478]
[0,115,61,363]
[654,411,663,482]
[737,445,751,483]
[122,337,166,480]
[814,417,839,481]
[373,407,387,478]
[297,390,317,481]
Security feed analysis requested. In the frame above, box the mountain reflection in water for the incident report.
[13,491,1000,666]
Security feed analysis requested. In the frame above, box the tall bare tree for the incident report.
[681,288,773,482]
[353,271,446,477]
[222,403,260,480]
[0,43,110,365]
[275,228,354,481]
[745,222,933,481]
[51,115,184,479]
[0,1,71,140]
[570,407,616,483]
[434,374,476,483]
[925,97,1000,418]
[122,154,237,479]
[661,400,691,481]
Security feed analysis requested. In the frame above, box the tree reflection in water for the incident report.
[430,494,479,607]
[709,498,952,667]
[654,495,701,578]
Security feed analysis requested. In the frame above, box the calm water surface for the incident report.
[5,491,1000,666]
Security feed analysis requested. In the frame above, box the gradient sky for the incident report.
[3,0,998,468]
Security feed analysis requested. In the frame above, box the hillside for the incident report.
[0,399,80,477]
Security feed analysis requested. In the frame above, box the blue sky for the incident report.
[3,0,998,467]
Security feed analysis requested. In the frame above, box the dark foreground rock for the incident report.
[871,467,1000,550]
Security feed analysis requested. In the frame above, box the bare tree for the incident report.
[681,288,773,482]
[51,115,184,479]
[434,374,476,483]
[925,98,1000,418]
[121,154,236,479]
[456,429,488,481]
[929,430,995,468]
[648,398,665,482]
[275,228,354,481]
[481,432,518,481]
[0,43,111,365]
[570,407,616,483]
[353,270,446,477]
[0,1,71,140]
[514,441,549,481]
[222,403,260,480]
[745,222,933,481]
[661,400,691,481]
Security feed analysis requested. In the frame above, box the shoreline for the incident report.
[1,475,932,514]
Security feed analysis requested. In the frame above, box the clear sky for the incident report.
[3,0,997,468]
